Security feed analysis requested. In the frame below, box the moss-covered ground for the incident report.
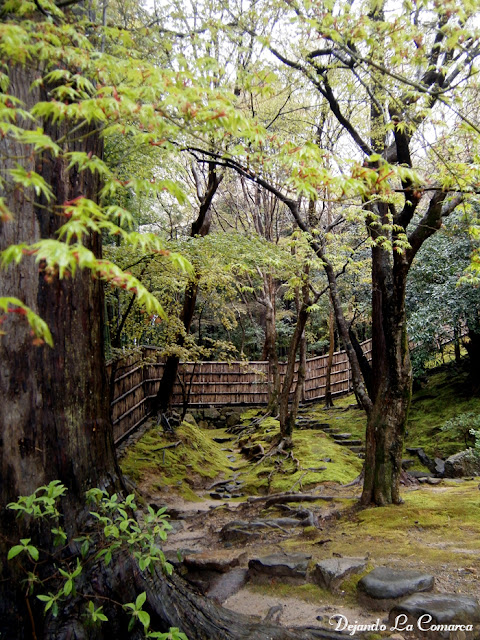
[120,358,479,500]
[119,359,480,617]
[120,421,232,500]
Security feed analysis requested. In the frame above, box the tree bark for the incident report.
[324,305,335,408]
[278,281,310,443]
[262,273,281,413]
[0,63,122,638]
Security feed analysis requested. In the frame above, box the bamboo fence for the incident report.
[108,339,372,443]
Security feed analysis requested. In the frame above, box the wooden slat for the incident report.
[110,340,372,442]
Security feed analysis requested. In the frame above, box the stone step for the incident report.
[358,567,435,611]
[333,433,352,440]
[348,446,365,454]
[337,439,362,447]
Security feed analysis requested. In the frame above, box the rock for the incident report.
[407,447,436,472]
[389,593,480,640]
[408,470,435,479]
[240,443,264,460]
[183,413,198,426]
[357,567,434,611]
[310,557,367,592]
[333,433,352,440]
[336,439,363,447]
[433,457,446,476]
[248,552,311,582]
[402,459,416,470]
[444,450,480,478]
[226,411,243,427]
[220,521,262,543]
[203,407,221,421]
[183,552,241,573]
[207,568,249,604]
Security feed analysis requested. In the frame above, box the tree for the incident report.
[1,7,348,638]
[217,0,480,504]
[407,210,480,385]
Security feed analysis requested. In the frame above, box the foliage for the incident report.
[407,212,480,377]
[6,481,186,639]
[440,412,480,450]
[0,297,53,346]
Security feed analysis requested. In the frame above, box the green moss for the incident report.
[408,361,480,458]
[240,408,263,421]
[247,581,334,604]
[339,565,374,597]
[239,422,362,495]
[332,482,480,562]
[120,420,231,499]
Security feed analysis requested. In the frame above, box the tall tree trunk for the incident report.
[324,304,335,408]
[262,274,281,413]
[361,235,412,505]
[278,280,310,444]
[0,64,122,637]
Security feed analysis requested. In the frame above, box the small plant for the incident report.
[6,481,186,638]
[440,412,480,449]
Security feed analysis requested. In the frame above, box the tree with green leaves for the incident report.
[210,0,480,505]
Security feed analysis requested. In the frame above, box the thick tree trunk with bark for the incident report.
[0,64,122,638]
[361,226,412,505]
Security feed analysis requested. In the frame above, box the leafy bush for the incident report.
[440,412,480,449]
[7,481,187,639]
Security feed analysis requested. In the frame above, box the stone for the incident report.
[248,552,311,582]
[433,457,445,476]
[333,433,353,440]
[402,459,416,470]
[389,593,480,640]
[310,557,367,592]
[183,552,241,573]
[220,521,262,543]
[203,407,221,421]
[407,447,436,471]
[336,439,362,447]
[183,413,198,426]
[225,411,243,427]
[444,450,480,478]
[408,470,434,479]
[357,567,434,610]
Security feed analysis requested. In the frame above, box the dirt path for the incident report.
[137,475,480,637]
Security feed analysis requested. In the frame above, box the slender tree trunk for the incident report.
[262,274,281,413]
[153,279,198,414]
[153,163,222,414]
[324,305,335,408]
[454,323,461,364]
[278,280,310,443]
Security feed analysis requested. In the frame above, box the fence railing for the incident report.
[108,339,372,444]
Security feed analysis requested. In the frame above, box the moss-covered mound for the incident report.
[235,415,363,495]
[120,421,232,500]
